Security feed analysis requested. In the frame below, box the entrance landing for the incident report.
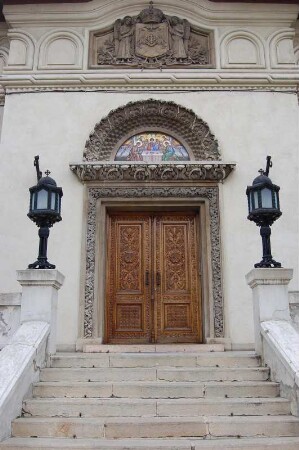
[82,344,225,353]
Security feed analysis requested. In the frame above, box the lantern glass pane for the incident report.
[248,193,253,212]
[31,192,35,210]
[261,187,273,208]
[36,189,48,209]
[51,192,56,211]
[273,191,278,209]
[253,191,259,209]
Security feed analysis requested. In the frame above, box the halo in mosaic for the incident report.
[115,132,190,163]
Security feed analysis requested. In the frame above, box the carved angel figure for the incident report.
[169,17,190,60]
[114,17,134,61]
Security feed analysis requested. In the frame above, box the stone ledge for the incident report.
[246,268,293,288]
[17,270,65,290]
[0,321,50,441]
[70,162,235,183]
[0,293,21,306]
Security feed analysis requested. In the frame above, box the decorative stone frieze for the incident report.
[84,99,220,162]
[83,186,224,340]
[70,162,235,182]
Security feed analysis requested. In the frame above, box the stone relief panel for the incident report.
[84,99,220,162]
[83,186,224,340]
[89,2,213,69]
[220,31,265,69]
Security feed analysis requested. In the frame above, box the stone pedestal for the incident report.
[17,270,65,354]
[246,268,293,354]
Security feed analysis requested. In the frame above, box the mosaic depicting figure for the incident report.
[115,132,190,162]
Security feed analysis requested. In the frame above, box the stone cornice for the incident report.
[2,72,299,92]
[69,162,236,183]
[3,0,298,28]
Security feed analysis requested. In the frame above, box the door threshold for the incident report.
[82,343,224,353]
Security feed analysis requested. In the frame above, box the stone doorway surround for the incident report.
[70,99,235,350]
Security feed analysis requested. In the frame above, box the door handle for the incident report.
[145,271,150,286]
[156,272,161,287]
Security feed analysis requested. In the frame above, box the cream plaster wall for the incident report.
[0,90,298,348]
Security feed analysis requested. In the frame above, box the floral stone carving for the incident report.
[84,99,220,162]
[70,163,235,182]
[90,2,213,69]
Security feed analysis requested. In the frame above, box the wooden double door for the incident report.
[106,211,202,344]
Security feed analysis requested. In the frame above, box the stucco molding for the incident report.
[1,74,299,91]
[37,29,84,70]
[268,28,296,68]
[84,186,224,340]
[220,30,266,69]
[4,30,35,70]
[70,162,235,182]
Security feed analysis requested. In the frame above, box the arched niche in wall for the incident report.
[220,30,265,69]
[84,99,220,162]
[269,29,296,68]
[6,31,35,70]
[38,30,84,70]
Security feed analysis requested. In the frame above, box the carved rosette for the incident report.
[84,186,224,339]
[70,162,235,182]
[84,99,220,162]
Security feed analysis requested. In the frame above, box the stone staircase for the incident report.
[1,346,299,449]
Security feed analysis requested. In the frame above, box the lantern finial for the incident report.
[265,155,272,177]
[34,155,42,182]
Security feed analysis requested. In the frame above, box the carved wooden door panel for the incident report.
[106,212,201,344]
[106,213,152,344]
[154,213,202,343]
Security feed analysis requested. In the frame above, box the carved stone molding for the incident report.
[71,162,235,182]
[84,99,220,162]
[84,186,224,339]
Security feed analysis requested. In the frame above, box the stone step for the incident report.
[12,416,299,439]
[21,397,290,418]
[82,344,225,353]
[40,367,269,383]
[2,436,299,449]
[33,381,279,399]
[51,352,260,369]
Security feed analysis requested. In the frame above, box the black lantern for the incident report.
[28,156,63,269]
[246,156,282,268]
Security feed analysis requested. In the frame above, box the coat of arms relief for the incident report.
[90,2,212,68]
